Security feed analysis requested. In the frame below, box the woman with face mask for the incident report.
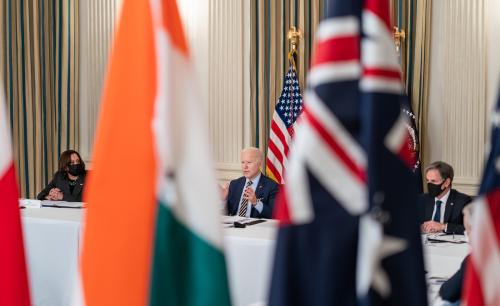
[37,150,87,202]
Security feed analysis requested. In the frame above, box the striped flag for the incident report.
[0,84,31,305]
[266,60,303,184]
[269,0,426,305]
[79,1,231,306]
[356,0,427,304]
[463,93,500,306]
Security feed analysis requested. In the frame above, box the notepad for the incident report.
[426,234,467,244]
[19,199,42,208]
[41,201,85,208]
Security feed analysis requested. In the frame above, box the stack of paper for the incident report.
[19,199,42,208]
[426,233,467,244]
[41,201,86,208]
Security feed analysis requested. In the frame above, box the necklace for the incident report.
[68,179,77,186]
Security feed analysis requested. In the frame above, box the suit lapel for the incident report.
[249,179,266,218]
[443,190,454,222]
[256,178,265,198]
[59,175,71,197]
[232,178,245,215]
[72,176,84,198]
[425,196,435,221]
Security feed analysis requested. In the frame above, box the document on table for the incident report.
[222,216,247,227]
[19,199,42,208]
[41,201,86,208]
[426,233,467,244]
[221,216,267,228]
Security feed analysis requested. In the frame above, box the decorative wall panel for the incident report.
[79,0,119,164]
[427,0,486,195]
[207,0,251,181]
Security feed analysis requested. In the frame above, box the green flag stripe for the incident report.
[150,201,232,306]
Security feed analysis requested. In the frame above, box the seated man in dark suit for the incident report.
[221,147,279,219]
[420,161,472,234]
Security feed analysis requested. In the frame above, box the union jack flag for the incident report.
[266,61,303,184]
[269,0,427,305]
[463,93,500,306]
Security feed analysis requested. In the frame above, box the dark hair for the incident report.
[58,150,85,172]
[424,161,454,182]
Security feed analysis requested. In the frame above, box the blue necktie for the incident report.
[433,200,443,222]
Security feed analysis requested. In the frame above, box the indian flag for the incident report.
[79,0,231,306]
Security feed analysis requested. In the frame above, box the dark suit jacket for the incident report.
[439,255,468,302]
[226,174,279,219]
[37,171,86,202]
[419,188,472,234]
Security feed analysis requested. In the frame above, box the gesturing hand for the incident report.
[244,187,258,205]
[219,183,229,201]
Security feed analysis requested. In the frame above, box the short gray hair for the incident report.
[425,161,454,182]
[241,147,263,162]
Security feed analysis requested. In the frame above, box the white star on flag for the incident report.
[356,210,407,298]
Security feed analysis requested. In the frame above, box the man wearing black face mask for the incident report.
[419,161,472,234]
[37,150,87,202]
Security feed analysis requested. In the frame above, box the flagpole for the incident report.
[287,26,301,70]
[265,26,304,185]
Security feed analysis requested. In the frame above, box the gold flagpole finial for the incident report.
[288,26,302,54]
[393,26,405,52]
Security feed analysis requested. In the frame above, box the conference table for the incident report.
[21,207,469,306]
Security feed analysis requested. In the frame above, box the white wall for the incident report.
[178,1,252,182]
[427,0,489,195]
[79,1,252,181]
[79,0,120,166]
[79,1,499,190]
[486,0,500,115]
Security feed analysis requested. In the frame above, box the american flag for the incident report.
[266,60,303,184]
[269,0,427,305]
[463,95,500,306]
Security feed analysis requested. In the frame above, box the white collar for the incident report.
[246,173,261,185]
[435,188,451,204]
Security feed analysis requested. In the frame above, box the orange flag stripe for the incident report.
[161,0,189,56]
[81,0,158,305]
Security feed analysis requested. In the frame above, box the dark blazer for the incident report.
[37,171,86,202]
[226,174,279,219]
[439,255,469,302]
[419,188,472,234]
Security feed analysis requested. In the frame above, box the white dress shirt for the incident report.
[237,173,263,217]
[431,189,450,223]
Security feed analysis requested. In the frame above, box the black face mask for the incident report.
[68,164,85,176]
[427,181,445,198]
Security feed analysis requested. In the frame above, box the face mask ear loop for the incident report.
[442,178,450,191]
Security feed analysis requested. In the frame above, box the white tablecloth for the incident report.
[423,237,469,305]
[21,208,469,306]
[22,208,83,306]
[224,219,277,306]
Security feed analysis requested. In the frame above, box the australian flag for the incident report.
[268,0,427,305]
[462,91,500,306]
